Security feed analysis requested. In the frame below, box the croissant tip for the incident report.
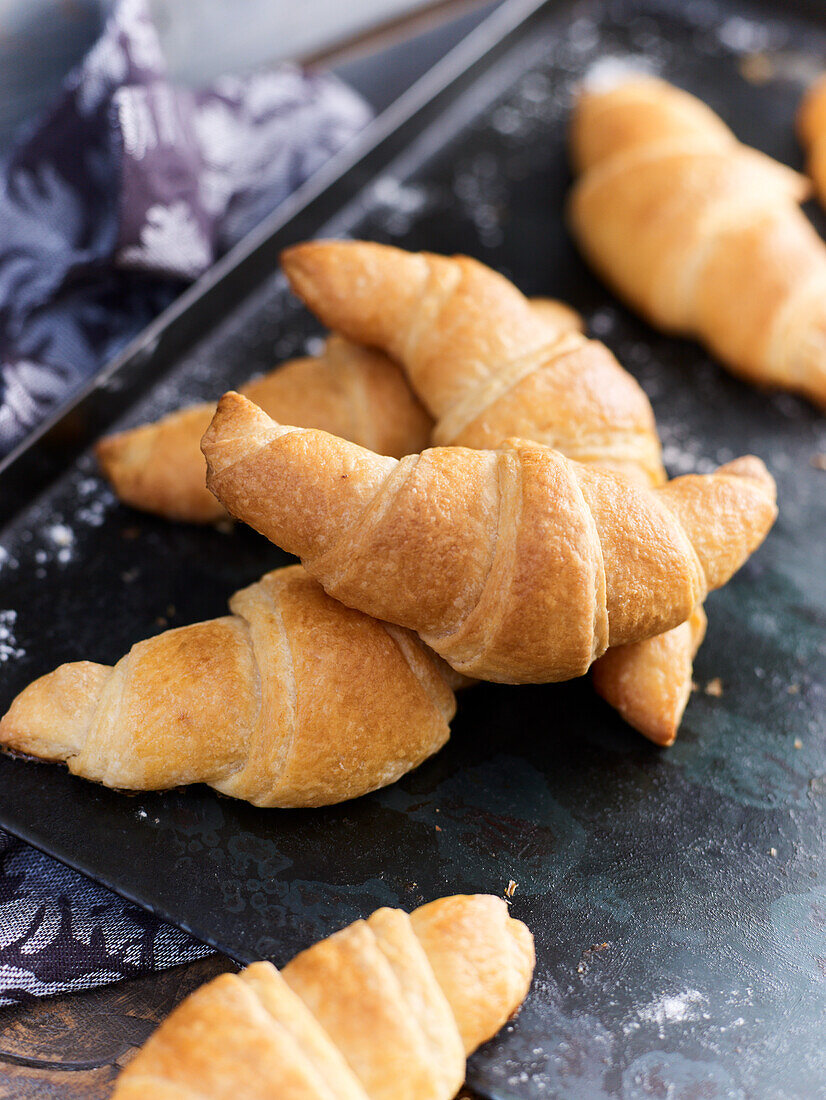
[281,239,336,279]
[94,433,120,477]
[201,391,273,480]
[716,455,777,502]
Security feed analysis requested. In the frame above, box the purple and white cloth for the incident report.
[0,0,371,1004]
[0,834,211,1005]
[0,0,371,456]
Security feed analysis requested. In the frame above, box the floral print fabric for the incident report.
[0,0,371,457]
[0,834,211,1005]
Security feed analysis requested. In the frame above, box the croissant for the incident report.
[568,75,826,408]
[280,240,699,743]
[0,565,456,807]
[797,76,826,209]
[96,301,581,524]
[96,336,433,523]
[202,392,776,684]
[113,894,535,1100]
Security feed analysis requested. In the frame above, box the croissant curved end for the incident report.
[201,390,292,480]
[659,456,777,592]
[0,662,109,762]
[715,454,777,501]
[410,894,535,1054]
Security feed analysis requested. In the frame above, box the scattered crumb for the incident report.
[434,825,441,832]
[580,55,655,91]
[810,453,826,471]
[717,15,771,53]
[155,617,168,628]
[0,610,24,663]
[770,847,778,857]
[505,879,517,898]
[215,518,235,535]
[788,683,800,695]
[47,523,73,548]
[166,604,176,617]
[637,988,706,1036]
[738,52,775,83]
[691,680,700,693]
[577,941,610,974]
[794,738,803,750]
[705,677,724,697]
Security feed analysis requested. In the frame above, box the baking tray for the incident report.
[1,0,825,1095]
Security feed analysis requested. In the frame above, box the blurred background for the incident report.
[0,0,493,149]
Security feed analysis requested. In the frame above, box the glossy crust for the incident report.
[95,304,577,525]
[0,566,455,807]
[112,895,535,1100]
[797,76,826,209]
[568,76,826,408]
[96,336,433,523]
[282,241,664,485]
[203,393,776,684]
[279,241,705,742]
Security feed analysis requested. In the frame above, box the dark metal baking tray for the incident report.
[1,0,825,1095]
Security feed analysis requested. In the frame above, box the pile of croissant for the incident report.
[5,70,825,1100]
[25,73,826,811]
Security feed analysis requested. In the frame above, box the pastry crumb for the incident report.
[434,825,441,832]
[769,847,778,857]
[810,453,826,471]
[505,879,517,898]
[705,677,724,697]
[576,942,610,975]
[738,52,775,83]
[794,738,803,749]
[787,683,800,695]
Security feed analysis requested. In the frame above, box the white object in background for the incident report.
[150,0,438,85]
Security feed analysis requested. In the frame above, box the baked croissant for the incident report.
[96,336,433,523]
[797,76,826,209]
[202,392,777,684]
[113,894,535,1100]
[569,75,826,408]
[282,242,664,485]
[280,240,698,743]
[96,303,581,525]
[0,565,456,807]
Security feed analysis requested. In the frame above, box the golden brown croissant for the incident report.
[96,303,581,525]
[798,76,826,209]
[282,242,664,485]
[202,392,776,684]
[113,894,535,1100]
[569,75,826,408]
[280,240,700,743]
[0,565,456,807]
[96,336,433,523]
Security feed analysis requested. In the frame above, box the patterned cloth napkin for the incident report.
[0,0,371,457]
[0,0,371,1004]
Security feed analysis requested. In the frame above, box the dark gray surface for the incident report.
[0,1,825,1096]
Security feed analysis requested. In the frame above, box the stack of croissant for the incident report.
[4,70,821,1097]
[3,246,782,803]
